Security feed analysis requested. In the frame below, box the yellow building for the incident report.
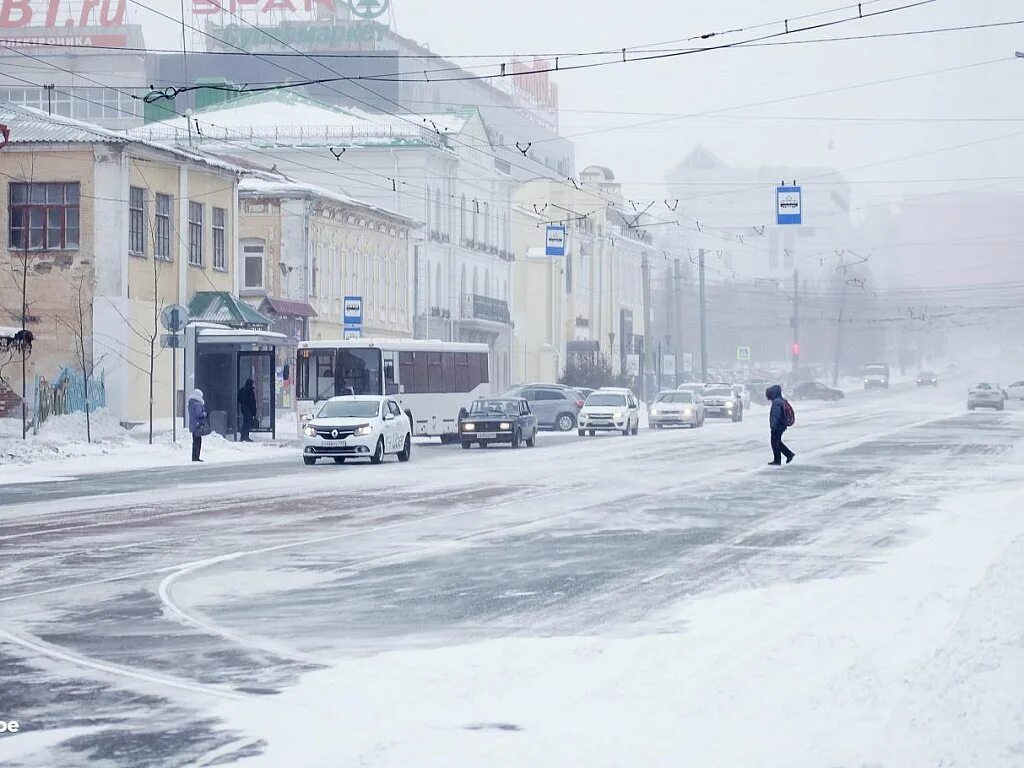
[0,104,242,424]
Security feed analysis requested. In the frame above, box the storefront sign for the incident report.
[208,20,387,52]
[192,0,387,18]
[0,0,125,29]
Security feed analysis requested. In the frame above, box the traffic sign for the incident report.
[545,225,566,257]
[160,304,188,332]
[776,185,802,225]
[160,333,184,349]
[662,354,677,376]
[344,296,363,326]
[737,346,751,362]
[343,327,361,341]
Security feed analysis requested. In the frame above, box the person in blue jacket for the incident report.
[765,384,794,466]
[188,388,208,462]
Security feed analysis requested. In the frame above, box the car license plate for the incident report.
[321,439,345,447]
[477,432,497,439]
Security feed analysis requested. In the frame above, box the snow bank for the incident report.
[0,409,296,484]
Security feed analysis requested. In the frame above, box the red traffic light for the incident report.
[791,342,800,356]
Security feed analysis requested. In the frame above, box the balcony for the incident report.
[460,294,511,326]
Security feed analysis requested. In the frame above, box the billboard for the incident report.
[0,0,130,46]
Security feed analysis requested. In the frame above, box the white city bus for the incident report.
[296,339,492,441]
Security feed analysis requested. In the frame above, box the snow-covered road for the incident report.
[2,380,1023,767]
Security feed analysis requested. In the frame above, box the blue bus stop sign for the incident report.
[776,186,802,225]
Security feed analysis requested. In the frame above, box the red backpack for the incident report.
[783,399,796,427]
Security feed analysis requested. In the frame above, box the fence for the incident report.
[32,367,106,433]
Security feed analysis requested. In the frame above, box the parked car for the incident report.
[744,381,773,405]
[301,395,412,465]
[793,381,845,401]
[502,384,583,432]
[459,397,538,449]
[701,386,743,422]
[916,370,938,387]
[572,387,597,400]
[578,388,641,436]
[676,383,708,396]
[968,382,1004,411]
[1006,380,1024,401]
[649,390,704,429]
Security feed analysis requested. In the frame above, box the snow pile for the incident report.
[0,409,296,484]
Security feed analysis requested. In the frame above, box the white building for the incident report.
[132,92,515,390]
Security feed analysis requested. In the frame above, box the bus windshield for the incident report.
[297,348,383,401]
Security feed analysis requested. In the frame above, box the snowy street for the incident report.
[1,377,1023,767]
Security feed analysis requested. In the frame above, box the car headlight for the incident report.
[300,412,313,422]
[499,422,511,430]
[683,409,692,415]
[303,425,317,437]
[612,411,623,419]
[649,409,658,415]
[725,403,733,409]
[463,423,475,432]
[354,425,373,437]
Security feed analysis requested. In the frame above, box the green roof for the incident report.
[188,291,271,329]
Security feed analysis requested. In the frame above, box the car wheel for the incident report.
[303,456,317,466]
[526,430,536,447]
[397,434,412,462]
[578,429,586,437]
[631,421,639,436]
[654,424,662,430]
[511,428,522,449]
[462,441,473,449]
[370,437,385,465]
[556,412,576,432]
[589,429,596,437]
[621,424,630,436]
[333,457,346,464]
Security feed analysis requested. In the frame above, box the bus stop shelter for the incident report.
[183,323,288,440]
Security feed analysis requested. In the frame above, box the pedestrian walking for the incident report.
[765,384,795,466]
[188,388,209,462]
[238,378,258,442]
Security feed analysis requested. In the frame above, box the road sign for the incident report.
[160,304,188,332]
[343,327,361,341]
[737,346,751,362]
[545,225,566,257]
[160,333,184,349]
[776,186,802,225]
[682,352,693,372]
[626,354,640,377]
[662,354,676,376]
[343,296,363,326]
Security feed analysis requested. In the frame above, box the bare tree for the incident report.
[56,272,102,443]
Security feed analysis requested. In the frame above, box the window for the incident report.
[212,207,226,270]
[188,201,204,266]
[242,239,265,289]
[460,195,467,242]
[8,182,80,251]
[129,186,146,255]
[155,193,172,260]
[483,202,490,247]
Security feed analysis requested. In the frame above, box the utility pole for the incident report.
[698,248,708,382]
[791,268,800,384]
[674,258,684,385]
[640,249,652,402]
[832,260,848,387]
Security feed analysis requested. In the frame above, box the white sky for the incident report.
[137,0,1024,209]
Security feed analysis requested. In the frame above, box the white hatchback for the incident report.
[302,395,412,465]
[578,388,640,436]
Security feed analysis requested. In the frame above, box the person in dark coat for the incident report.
[766,384,795,466]
[238,378,258,442]
[187,388,208,462]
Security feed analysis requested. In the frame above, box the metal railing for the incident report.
[460,294,511,325]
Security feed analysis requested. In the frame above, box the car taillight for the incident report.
[576,400,584,409]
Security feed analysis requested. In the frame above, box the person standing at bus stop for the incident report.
[188,388,209,462]
[238,378,258,442]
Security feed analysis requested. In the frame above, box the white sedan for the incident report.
[302,395,412,465]
[1006,381,1024,401]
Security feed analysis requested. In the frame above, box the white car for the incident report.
[702,385,744,422]
[649,390,704,428]
[302,395,412,465]
[578,388,640,436]
[1006,381,1024,401]
[967,383,1004,412]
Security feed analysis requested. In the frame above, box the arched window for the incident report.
[460,264,467,299]
[472,201,479,243]
[473,266,479,297]
[434,188,442,235]
[434,262,442,307]
[483,202,490,248]
[460,195,467,243]
[425,260,432,311]
[484,269,490,298]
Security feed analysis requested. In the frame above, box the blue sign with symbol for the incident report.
[776,186,802,225]
[344,296,363,327]
[545,225,566,257]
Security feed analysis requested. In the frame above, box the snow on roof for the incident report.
[129,92,474,149]
[0,326,22,339]
[239,176,420,227]
[0,103,244,175]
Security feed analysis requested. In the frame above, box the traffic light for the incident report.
[791,342,800,357]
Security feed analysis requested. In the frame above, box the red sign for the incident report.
[0,0,125,29]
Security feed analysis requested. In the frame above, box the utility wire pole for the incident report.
[698,248,708,382]
[832,255,850,387]
[641,249,652,402]
[791,268,800,384]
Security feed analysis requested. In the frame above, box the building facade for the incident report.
[0,103,242,424]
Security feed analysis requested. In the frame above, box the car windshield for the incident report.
[657,392,693,404]
[975,383,992,390]
[470,400,518,415]
[705,388,732,397]
[587,394,627,406]
[865,365,888,374]
[920,371,935,377]
[316,399,380,418]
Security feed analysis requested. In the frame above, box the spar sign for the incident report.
[192,0,389,17]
